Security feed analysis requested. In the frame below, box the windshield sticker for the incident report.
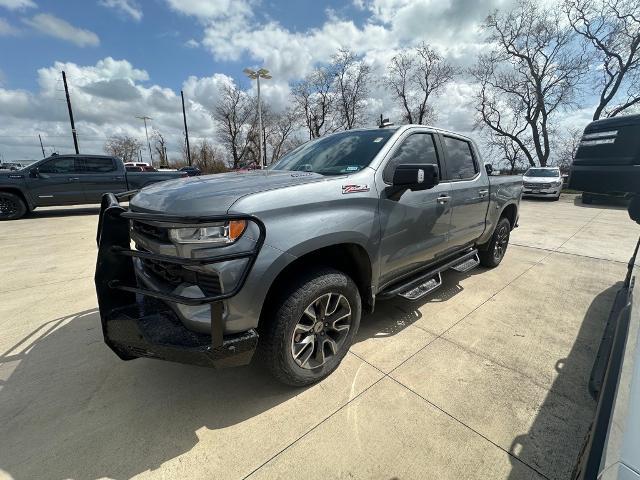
[373,137,383,143]
[345,166,360,171]
[342,184,370,194]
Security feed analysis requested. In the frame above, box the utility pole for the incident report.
[62,70,79,154]
[181,90,192,166]
[38,134,46,158]
[243,68,272,168]
[135,115,153,166]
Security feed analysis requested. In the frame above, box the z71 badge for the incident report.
[342,184,370,194]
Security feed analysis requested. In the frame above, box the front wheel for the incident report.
[259,268,361,386]
[478,217,511,268]
[0,192,27,220]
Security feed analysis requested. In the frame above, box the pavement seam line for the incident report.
[386,376,552,480]
[434,335,595,409]
[510,242,630,265]
[386,247,556,376]
[242,371,386,479]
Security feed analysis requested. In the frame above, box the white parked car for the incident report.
[522,167,563,200]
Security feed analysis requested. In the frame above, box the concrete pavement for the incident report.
[0,195,638,479]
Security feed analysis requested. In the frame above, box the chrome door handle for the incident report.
[113,176,124,180]
[479,189,489,197]
[69,177,80,181]
[437,195,451,204]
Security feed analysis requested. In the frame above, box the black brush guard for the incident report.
[95,193,265,368]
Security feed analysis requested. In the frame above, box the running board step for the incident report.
[398,273,442,301]
[377,248,479,301]
[450,253,480,273]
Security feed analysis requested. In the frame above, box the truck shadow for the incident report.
[572,196,629,210]
[506,282,622,480]
[0,268,477,480]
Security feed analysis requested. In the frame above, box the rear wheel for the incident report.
[0,192,27,220]
[478,217,511,268]
[259,268,361,386]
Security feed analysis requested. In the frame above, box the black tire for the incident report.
[0,192,27,220]
[259,267,361,387]
[478,217,511,268]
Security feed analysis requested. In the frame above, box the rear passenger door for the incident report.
[26,156,85,206]
[377,131,453,286]
[440,135,489,250]
[78,157,127,202]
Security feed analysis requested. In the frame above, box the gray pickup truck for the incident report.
[95,125,523,385]
[0,154,186,220]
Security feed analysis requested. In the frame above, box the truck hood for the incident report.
[522,176,560,183]
[130,169,326,215]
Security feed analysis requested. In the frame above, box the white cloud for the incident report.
[0,58,227,161]
[0,0,35,10]
[184,38,199,48]
[165,0,252,20]
[0,16,18,35]
[23,13,100,47]
[99,0,142,22]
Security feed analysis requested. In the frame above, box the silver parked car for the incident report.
[522,166,563,200]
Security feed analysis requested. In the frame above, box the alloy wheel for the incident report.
[290,292,352,370]
[494,223,510,261]
[0,196,18,219]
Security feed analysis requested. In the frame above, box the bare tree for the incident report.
[555,127,583,172]
[151,129,168,166]
[333,48,371,130]
[265,109,302,164]
[213,83,255,169]
[386,43,458,124]
[471,1,588,166]
[104,134,142,163]
[485,132,526,174]
[292,67,337,139]
[565,0,640,119]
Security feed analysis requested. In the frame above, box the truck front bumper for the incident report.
[94,193,265,368]
[522,185,561,197]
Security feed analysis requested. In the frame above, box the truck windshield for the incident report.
[525,168,560,177]
[269,129,397,175]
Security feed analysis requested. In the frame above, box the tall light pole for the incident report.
[243,67,271,168]
[135,115,154,166]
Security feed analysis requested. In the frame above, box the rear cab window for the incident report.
[442,136,478,180]
[82,157,117,173]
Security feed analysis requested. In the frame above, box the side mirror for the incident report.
[393,163,439,191]
[629,196,640,224]
[485,163,493,175]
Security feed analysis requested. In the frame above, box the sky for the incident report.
[0,0,597,163]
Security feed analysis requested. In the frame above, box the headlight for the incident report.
[169,220,247,244]
[553,180,563,186]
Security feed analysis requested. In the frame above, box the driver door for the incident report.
[377,131,452,287]
[25,156,85,206]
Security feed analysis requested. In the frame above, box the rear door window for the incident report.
[383,133,440,183]
[82,157,117,173]
[442,136,478,180]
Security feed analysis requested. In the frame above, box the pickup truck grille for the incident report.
[524,182,552,189]
[138,251,222,296]
[132,221,169,242]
